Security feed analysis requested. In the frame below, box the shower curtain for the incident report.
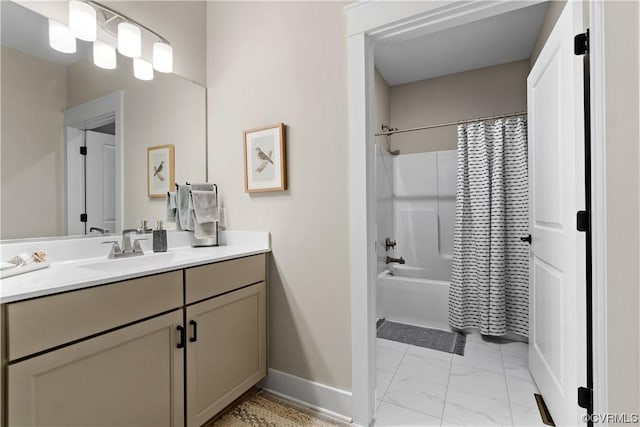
[448,117,529,337]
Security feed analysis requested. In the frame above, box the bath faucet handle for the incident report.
[102,241,122,258]
[132,238,147,254]
[385,237,397,251]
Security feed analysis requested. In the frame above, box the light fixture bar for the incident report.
[87,0,170,44]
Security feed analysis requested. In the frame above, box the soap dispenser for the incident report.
[153,220,167,252]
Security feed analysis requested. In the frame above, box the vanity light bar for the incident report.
[48,0,173,80]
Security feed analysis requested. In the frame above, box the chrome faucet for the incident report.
[386,256,405,264]
[102,229,147,259]
[121,229,138,253]
[89,226,109,235]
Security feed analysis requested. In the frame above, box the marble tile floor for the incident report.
[373,333,543,426]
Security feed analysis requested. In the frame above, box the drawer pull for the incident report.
[177,325,185,349]
[189,320,198,342]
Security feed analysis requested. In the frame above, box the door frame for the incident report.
[344,1,607,425]
[64,91,124,236]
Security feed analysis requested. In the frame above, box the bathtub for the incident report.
[377,264,451,331]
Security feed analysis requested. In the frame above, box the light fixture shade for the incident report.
[69,0,96,41]
[117,22,141,58]
[133,58,154,80]
[93,41,117,69]
[48,20,77,54]
[152,42,173,73]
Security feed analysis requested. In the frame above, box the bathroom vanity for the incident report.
[0,231,269,427]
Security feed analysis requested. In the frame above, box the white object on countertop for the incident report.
[1,262,17,271]
[1,261,51,279]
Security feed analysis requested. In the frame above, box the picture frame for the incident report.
[243,123,287,193]
[147,144,175,198]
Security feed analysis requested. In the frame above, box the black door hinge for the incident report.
[80,146,87,155]
[575,30,589,55]
[80,213,88,222]
[577,211,590,232]
[578,386,593,411]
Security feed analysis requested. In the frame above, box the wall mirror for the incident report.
[0,1,207,240]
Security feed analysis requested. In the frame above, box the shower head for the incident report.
[381,124,398,132]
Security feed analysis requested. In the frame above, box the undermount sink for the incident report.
[78,252,192,273]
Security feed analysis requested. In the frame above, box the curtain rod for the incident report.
[375,111,527,136]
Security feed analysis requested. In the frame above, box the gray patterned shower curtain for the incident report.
[448,117,529,337]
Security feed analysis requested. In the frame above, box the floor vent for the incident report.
[534,393,556,426]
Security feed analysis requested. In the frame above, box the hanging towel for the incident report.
[166,192,177,223]
[190,183,216,192]
[191,211,216,239]
[191,190,218,224]
[176,184,194,230]
[191,190,217,239]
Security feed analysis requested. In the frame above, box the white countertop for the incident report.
[0,231,270,304]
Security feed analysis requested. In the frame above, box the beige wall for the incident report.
[16,1,207,86]
[387,60,529,154]
[67,56,206,231]
[375,69,391,150]
[206,2,351,390]
[603,1,640,421]
[1,46,67,239]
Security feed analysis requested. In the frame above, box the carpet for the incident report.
[208,389,350,427]
[377,319,466,355]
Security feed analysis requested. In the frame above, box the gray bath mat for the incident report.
[377,320,466,356]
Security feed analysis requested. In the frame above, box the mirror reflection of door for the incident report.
[66,126,116,236]
[85,128,116,235]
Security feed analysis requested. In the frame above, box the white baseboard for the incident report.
[258,368,352,422]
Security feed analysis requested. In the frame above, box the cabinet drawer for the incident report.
[7,271,182,361]
[185,254,266,304]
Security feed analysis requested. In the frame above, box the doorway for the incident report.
[64,91,123,236]
[345,2,605,426]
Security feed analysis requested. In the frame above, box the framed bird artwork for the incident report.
[243,123,287,193]
[147,144,175,198]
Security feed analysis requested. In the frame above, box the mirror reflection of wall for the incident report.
[0,1,207,240]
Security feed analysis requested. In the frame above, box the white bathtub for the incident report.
[377,265,451,331]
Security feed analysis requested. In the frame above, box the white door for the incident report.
[527,2,586,426]
[85,130,116,234]
[66,127,86,236]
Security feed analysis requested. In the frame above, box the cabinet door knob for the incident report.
[189,320,198,342]
[177,325,185,349]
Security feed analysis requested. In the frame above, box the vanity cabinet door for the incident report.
[8,310,185,427]
[186,282,266,427]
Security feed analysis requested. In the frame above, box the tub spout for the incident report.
[386,256,405,264]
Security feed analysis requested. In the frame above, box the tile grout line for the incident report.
[500,345,516,427]
[378,340,410,403]
[438,347,455,426]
